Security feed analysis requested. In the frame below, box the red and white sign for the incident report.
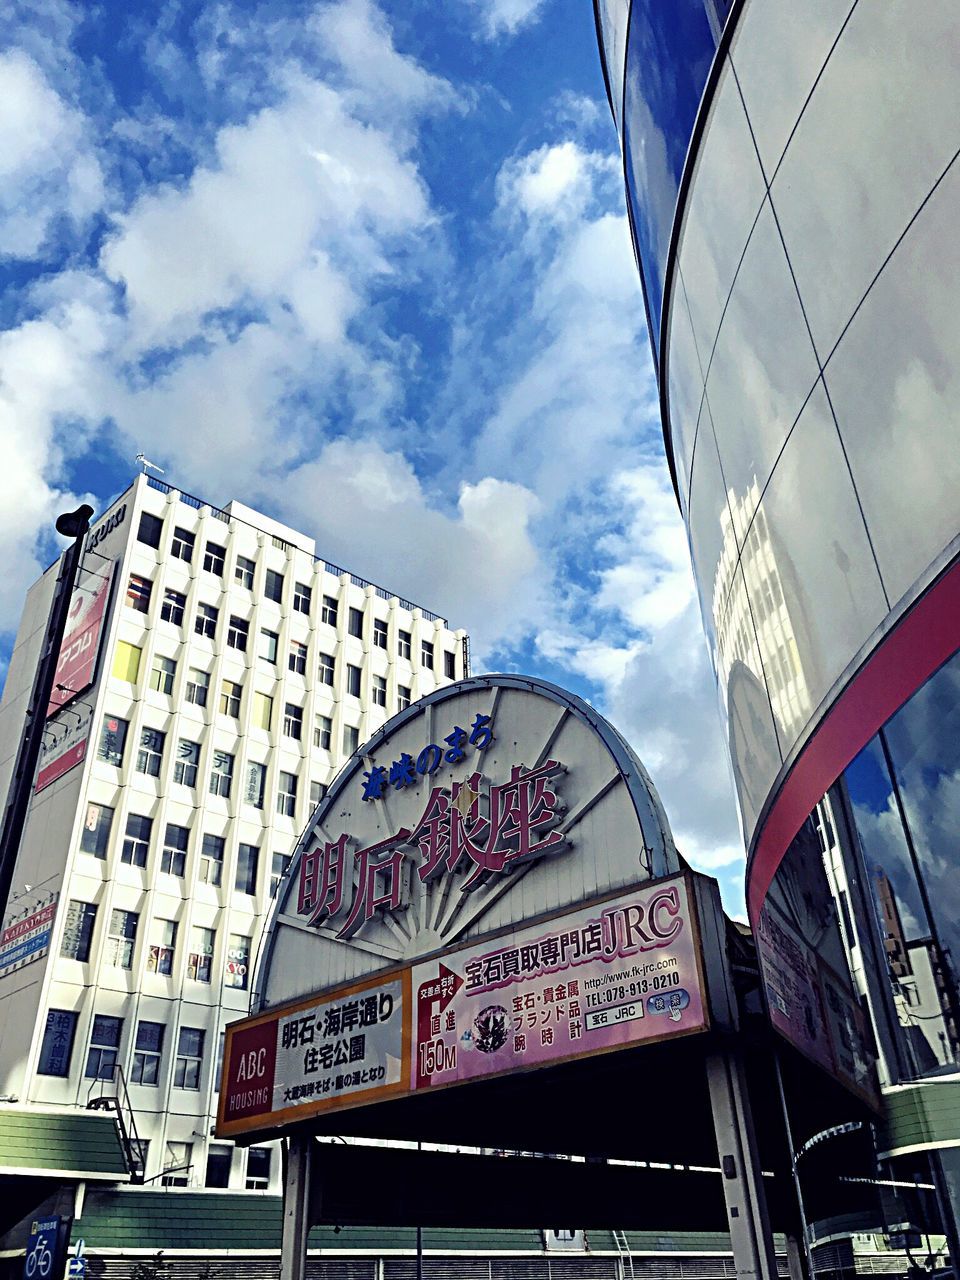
[47,563,115,718]
[36,703,93,793]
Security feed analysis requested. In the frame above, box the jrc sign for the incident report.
[217,875,706,1139]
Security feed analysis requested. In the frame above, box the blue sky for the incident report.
[0,0,746,910]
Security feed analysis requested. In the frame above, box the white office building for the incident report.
[0,472,468,1191]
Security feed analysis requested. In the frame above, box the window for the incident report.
[188,928,215,983]
[398,630,411,660]
[246,1147,272,1191]
[227,615,249,652]
[346,664,361,698]
[235,844,259,896]
[283,703,303,740]
[126,574,152,613]
[245,761,266,809]
[105,909,138,969]
[206,1146,232,1189]
[250,691,273,732]
[195,602,218,639]
[160,588,185,627]
[259,628,279,664]
[235,555,255,589]
[150,655,176,695]
[130,1138,149,1179]
[112,640,142,684]
[421,640,434,669]
[85,1014,122,1080]
[372,674,387,707]
[122,814,152,868]
[322,595,338,626]
[293,581,311,613]
[264,569,284,603]
[162,1140,193,1185]
[203,542,225,576]
[171,526,195,563]
[80,802,114,858]
[289,641,307,675]
[318,653,335,686]
[185,668,209,707]
[174,1028,205,1090]
[314,714,332,750]
[310,780,327,808]
[348,607,363,638]
[173,739,200,788]
[215,1031,225,1093]
[373,619,388,649]
[343,724,359,755]
[277,771,297,817]
[219,680,241,718]
[131,1021,164,1086]
[161,824,189,877]
[271,853,290,897]
[138,512,163,548]
[136,727,165,778]
[225,934,251,990]
[97,716,128,766]
[147,918,178,975]
[61,901,97,962]
[38,1010,78,1077]
[398,685,412,711]
[199,835,224,886]
[445,650,456,680]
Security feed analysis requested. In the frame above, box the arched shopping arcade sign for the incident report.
[217,675,711,1140]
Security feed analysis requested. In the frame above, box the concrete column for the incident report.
[280,1133,313,1280]
[706,1048,779,1280]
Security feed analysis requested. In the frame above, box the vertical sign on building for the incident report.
[47,562,115,718]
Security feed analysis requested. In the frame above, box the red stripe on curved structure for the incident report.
[747,556,960,926]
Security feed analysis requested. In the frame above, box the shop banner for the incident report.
[412,876,707,1091]
[218,875,707,1140]
[47,562,115,717]
[36,703,93,793]
[0,897,58,978]
[220,972,408,1135]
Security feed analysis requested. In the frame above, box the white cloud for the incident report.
[470,0,549,39]
[0,50,104,259]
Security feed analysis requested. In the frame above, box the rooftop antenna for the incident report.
[135,453,164,476]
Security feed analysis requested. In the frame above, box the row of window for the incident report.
[40,1008,213,1093]
[114,632,418,710]
[61,899,254,989]
[80,803,293,892]
[95,715,332,807]
[128,544,456,675]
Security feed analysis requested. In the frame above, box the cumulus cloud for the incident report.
[0,50,103,259]
[469,0,549,39]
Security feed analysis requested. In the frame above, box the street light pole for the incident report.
[0,504,94,929]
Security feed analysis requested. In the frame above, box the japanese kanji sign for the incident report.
[412,875,707,1090]
[47,562,115,718]
[217,876,707,1139]
[218,972,409,1136]
[298,757,567,939]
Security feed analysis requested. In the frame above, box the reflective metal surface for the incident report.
[597,0,631,131]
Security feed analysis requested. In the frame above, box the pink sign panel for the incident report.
[47,563,115,718]
[411,875,707,1091]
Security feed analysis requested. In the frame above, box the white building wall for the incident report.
[0,473,467,1190]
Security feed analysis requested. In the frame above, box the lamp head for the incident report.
[55,504,95,539]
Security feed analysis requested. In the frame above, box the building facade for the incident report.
[0,473,467,1190]
[597,0,960,1252]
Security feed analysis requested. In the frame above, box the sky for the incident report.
[0,0,747,911]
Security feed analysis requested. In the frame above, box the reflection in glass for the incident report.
[597,0,631,132]
[677,58,766,368]
[666,270,706,509]
[706,199,820,542]
[622,0,717,350]
[687,400,736,649]
[821,153,960,607]
[770,0,960,356]
[845,731,960,1076]
[748,380,887,751]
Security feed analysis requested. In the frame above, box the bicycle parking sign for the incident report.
[23,1216,60,1279]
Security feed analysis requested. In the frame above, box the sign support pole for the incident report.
[280,1133,313,1280]
[706,1047,778,1280]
